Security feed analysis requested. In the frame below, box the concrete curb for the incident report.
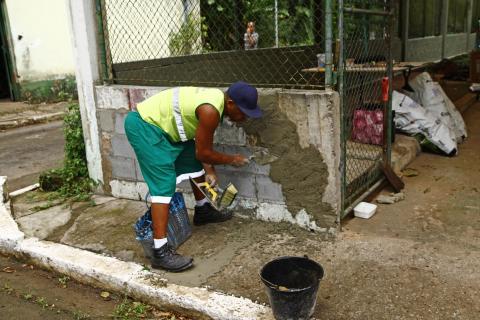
[0,112,65,130]
[0,176,273,320]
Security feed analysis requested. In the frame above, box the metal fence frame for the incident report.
[338,0,394,218]
[95,0,395,221]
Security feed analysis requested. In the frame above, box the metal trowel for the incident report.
[189,177,238,211]
[249,147,279,165]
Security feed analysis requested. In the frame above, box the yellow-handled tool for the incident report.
[189,177,238,211]
[196,181,218,202]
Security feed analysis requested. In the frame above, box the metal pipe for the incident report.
[401,0,409,61]
[325,0,333,87]
[275,0,279,47]
[338,0,346,222]
[385,0,393,166]
[344,7,393,16]
[342,178,385,219]
[95,0,109,81]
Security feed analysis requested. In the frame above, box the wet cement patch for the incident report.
[58,199,146,260]
[242,93,333,224]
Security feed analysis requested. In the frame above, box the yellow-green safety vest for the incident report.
[136,87,224,143]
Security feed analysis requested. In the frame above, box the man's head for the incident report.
[247,21,255,33]
[225,81,262,122]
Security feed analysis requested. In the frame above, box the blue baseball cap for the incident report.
[227,81,262,118]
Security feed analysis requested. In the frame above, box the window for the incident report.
[409,0,442,38]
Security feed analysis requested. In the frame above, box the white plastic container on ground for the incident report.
[354,202,377,219]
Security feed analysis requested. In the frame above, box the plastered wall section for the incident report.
[5,0,75,81]
[94,85,340,232]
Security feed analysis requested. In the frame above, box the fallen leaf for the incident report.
[153,311,173,317]
[2,267,15,273]
[100,291,110,299]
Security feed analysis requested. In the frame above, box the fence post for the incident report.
[441,0,449,59]
[325,0,333,87]
[466,0,474,51]
[401,0,409,61]
[337,0,345,223]
[95,0,113,83]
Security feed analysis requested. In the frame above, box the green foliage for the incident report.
[39,103,95,202]
[113,298,150,320]
[21,75,78,104]
[169,14,206,56]
[201,0,318,50]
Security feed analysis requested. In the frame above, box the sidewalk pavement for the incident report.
[0,101,68,130]
[0,88,478,319]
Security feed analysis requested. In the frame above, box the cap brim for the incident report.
[238,104,263,118]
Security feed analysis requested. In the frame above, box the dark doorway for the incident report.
[0,0,13,100]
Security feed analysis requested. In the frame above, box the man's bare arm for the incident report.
[195,104,247,166]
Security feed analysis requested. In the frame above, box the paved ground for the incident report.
[0,121,65,191]
[0,253,192,319]
[10,102,480,319]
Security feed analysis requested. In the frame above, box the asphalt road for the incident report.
[0,121,65,191]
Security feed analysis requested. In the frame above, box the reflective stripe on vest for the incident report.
[172,88,187,142]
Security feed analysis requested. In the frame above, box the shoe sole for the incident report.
[151,261,194,272]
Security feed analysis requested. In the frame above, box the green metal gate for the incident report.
[337,0,394,218]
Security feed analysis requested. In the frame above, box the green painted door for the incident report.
[0,0,15,100]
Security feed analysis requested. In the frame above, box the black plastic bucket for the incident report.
[260,256,324,320]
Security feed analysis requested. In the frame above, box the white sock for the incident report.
[153,238,168,249]
[195,198,208,207]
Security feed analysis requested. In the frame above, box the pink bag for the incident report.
[352,109,384,145]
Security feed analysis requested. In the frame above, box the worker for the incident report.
[124,81,262,272]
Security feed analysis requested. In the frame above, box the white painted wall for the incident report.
[5,0,75,82]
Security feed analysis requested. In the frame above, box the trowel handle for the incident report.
[198,182,218,201]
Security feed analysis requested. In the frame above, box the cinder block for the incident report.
[95,86,130,110]
[110,156,136,180]
[115,112,127,134]
[214,121,247,146]
[214,145,270,175]
[256,175,284,203]
[112,135,136,158]
[216,170,256,199]
[97,110,114,133]
[128,87,165,110]
[176,179,191,192]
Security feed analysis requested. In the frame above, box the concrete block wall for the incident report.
[94,85,340,232]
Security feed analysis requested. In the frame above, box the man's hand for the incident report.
[203,163,217,187]
[205,172,217,187]
[231,154,249,167]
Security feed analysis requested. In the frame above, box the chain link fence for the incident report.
[97,0,395,219]
[338,0,393,215]
[97,0,327,89]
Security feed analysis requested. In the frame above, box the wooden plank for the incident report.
[381,162,404,192]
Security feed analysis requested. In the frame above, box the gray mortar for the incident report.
[241,93,333,225]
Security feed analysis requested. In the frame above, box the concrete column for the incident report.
[401,0,409,61]
[466,0,474,50]
[66,0,104,184]
[441,0,449,59]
